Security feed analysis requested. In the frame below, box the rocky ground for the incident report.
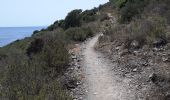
[95,36,170,100]
[60,43,87,100]
[61,32,170,100]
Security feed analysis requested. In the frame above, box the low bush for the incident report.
[46,20,65,31]
[58,20,65,29]
[81,9,97,23]
[33,30,39,35]
[26,38,44,57]
[40,33,69,75]
[100,14,110,21]
[46,24,58,31]
[0,60,71,100]
[101,0,170,50]
[120,0,147,23]
[65,27,94,41]
[110,0,127,8]
[110,0,148,23]
[102,15,167,49]
[0,31,71,100]
[82,16,96,23]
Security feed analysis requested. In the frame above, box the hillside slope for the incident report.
[95,0,170,99]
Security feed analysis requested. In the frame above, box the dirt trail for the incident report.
[82,34,135,100]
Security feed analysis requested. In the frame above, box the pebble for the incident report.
[133,68,137,72]
[149,73,157,83]
[85,90,88,93]
[93,92,98,95]
[72,55,77,59]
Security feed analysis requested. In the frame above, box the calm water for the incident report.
[0,27,45,47]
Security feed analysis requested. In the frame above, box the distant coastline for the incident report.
[0,26,45,47]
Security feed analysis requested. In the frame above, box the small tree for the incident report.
[64,9,82,29]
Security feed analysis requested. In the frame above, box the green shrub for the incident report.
[26,38,44,57]
[127,17,166,46]
[103,15,167,48]
[41,40,69,74]
[82,15,96,23]
[1,62,71,100]
[46,24,58,31]
[110,0,147,23]
[119,0,147,23]
[0,30,72,100]
[100,14,110,21]
[33,30,39,35]
[81,9,97,23]
[65,27,94,41]
[110,0,127,8]
[46,20,65,31]
[58,20,65,29]
[64,9,82,29]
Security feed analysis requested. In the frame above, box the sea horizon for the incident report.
[0,26,45,47]
[0,25,47,28]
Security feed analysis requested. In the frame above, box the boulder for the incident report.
[149,73,157,83]
[130,40,140,49]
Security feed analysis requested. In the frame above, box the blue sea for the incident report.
[0,26,45,47]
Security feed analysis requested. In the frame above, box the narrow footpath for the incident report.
[82,34,134,100]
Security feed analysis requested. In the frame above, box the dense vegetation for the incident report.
[110,0,148,23]
[45,7,98,32]
[0,31,71,100]
[65,27,94,41]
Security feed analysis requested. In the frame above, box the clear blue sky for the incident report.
[0,0,109,27]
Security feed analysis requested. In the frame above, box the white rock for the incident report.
[93,92,98,95]
[162,57,169,62]
[72,56,77,59]
[133,68,137,72]
[131,40,139,49]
